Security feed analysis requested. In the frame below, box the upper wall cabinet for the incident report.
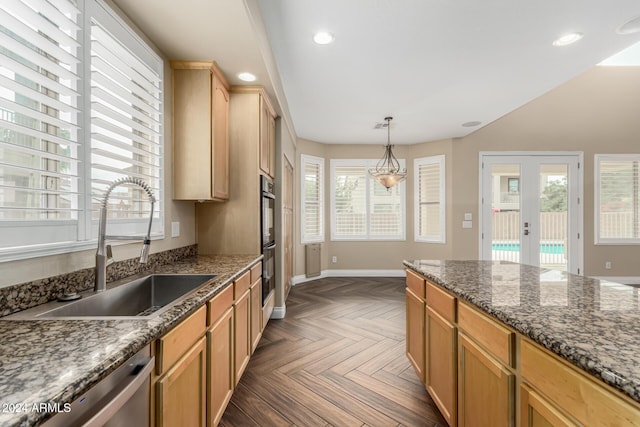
[259,91,276,178]
[171,61,229,201]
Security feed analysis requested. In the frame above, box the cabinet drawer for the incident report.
[157,305,207,375]
[521,339,640,427]
[458,302,514,367]
[207,284,234,326]
[250,262,262,283]
[406,269,426,299]
[234,270,251,299]
[426,281,456,323]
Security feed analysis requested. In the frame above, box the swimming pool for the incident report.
[492,242,565,254]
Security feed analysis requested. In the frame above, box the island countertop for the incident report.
[0,254,261,427]
[403,259,640,404]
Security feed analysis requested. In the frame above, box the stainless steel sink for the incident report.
[8,274,216,319]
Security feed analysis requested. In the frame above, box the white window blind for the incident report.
[414,155,445,243]
[331,159,405,240]
[90,5,163,238]
[0,0,81,248]
[595,154,640,244]
[301,154,323,243]
[0,0,164,260]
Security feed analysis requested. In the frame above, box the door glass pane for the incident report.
[539,164,568,271]
[491,164,521,263]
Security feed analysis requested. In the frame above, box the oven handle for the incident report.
[264,243,276,250]
[83,356,155,427]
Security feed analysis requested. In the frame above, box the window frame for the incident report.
[330,158,406,241]
[300,154,324,244]
[594,153,640,245]
[414,155,446,244]
[0,0,164,262]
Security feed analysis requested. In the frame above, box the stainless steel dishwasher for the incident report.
[43,344,154,427]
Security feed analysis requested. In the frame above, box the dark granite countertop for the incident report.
[0,254,261,427]
[404,259,640,404]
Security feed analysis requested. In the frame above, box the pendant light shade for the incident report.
[368,117,407,189]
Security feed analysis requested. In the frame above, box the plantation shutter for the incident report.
[415,155,445,243]
[370,178,402,237]
[331,159,404,240]
[597,157,640,240]
[333,164,367,239]
[301,155,323,243]
[89,6,163,236]
[0,0,82,247]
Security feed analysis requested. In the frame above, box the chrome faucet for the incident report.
[95,177,156,292]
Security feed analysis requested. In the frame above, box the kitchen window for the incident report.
[301,154,324,243]
[0,0,163,261]
[595,154,640,244]
[330,159,406,241]
[414,155,445,243]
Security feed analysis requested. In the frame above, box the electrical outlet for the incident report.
[171,221,180,238]
[332,256,337,263]
[605,261,612,270]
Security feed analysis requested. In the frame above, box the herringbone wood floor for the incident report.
[220,277,446,427]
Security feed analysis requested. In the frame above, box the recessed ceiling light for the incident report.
[617,15,640,34]
[238,72,256,82]
[313,31,334,45]
[462,121,482,127]
[552,32,584,47]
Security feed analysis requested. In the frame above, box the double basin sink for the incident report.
[8,273,216,319]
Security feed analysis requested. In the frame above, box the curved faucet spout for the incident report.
[95,177,156,292]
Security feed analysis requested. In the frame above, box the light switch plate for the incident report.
[464,213,472,221]
[171,221,180,238]
[462,220,473,229]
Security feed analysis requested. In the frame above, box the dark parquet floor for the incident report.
[220,277,446,427]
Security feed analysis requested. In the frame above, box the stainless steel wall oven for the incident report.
[261,175,276,305]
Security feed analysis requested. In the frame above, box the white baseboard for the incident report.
[270,305,286,319]
[592,276,640,285]
[292,269,405,286]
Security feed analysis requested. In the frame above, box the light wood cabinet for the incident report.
[155,306,208,427]
[520,384,576,427]
[259,95,276,178]
[234,288,250,385]
[233,270,252,385]
[406,269,640,427]
[171,61,229,201]
[207,285,234,427]
[521,338,640,427]
[250,276,262,354]
[196,86,278,255]
[458,333,514,427]
[426,306,456,426]
[406,287,425,382]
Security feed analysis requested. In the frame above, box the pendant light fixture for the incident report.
[368,116,407,189]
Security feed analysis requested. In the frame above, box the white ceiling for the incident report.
[112,0,640,145]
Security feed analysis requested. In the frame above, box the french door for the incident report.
[480,153,582,274]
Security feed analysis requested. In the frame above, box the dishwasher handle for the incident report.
[83,356,155,427]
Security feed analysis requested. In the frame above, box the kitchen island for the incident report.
[404,259,640,426]
[0,254,261,427]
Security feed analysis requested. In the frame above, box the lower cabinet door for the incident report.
[426,307,456,426]
[157,337,207,427]
[250,278,262,354]
[520,384,577,427]
[406,288,425,382]
[458,333,514,427]
[208,306,234,427]
[234,289,251,385]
